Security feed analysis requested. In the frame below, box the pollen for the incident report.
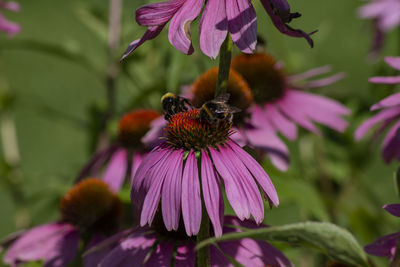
[60,178,123,233]
[231,53,286,104]
[190,67,253,112]
[118,109,160,147]
[165,109,231,150]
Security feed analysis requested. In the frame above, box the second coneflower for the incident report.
[132,104,279,237]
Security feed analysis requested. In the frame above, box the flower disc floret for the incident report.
[60,178,122,233]
[232,53,286,104]
[165,109,231,150]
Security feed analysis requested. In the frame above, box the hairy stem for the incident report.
[215,35,233,98]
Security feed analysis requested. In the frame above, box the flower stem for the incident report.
[215,34,233,98]
[196,203,211,267]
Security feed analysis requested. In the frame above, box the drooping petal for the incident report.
[141,117,166,148]
[382,120,400,163]
[102,148,128,192]
[181,150,202,236]
[144,241,173,266]
[385,57,400,71]
[371,93,400,111]
[355,106,400,140]
[288,65,332,83]
[199,0,228,58]
[364,232,399,259]
[219,145,265,223]
[369,76,400,84]
[168,0,204,54]
[227,140,279,206]
[201,151,224,236]
[226,0,257,53]
[260,0,314,47]
[304,72,346,89]
[135,0,184,26]
[130,152,143,183]
[383,204,400,217]
[161,150,183,231]
[209,146,250,220]
[0,13,20,36]
[0,1,20,11]
[121,25,165,61]
[264,104,297,140]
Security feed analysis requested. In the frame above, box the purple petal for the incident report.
[210,245,232,266]
[219,145,265,223]
[0,13,20,36]
[264,104,297,140]
[135,0,183,26]
[0,1,20,11]
[245,128,290,172]
[365,232,399,259]
[209,146,250,220]
[121,25,165,61]
[288,65,331,83]
[175,242,196,267]
[161,150,183,231]
[226,0,257,53]
[371,93,400,111]
[4,223,79,267]
[199,0,228,58]
[383,204,400,217]
[182,151,202,236]
[141,117,166,148]
[168,0,204,54]
[144,241,173,266]
[260,0,314,47]
[201,151,224,236]
[140,149,173,227]
[130,152,143,184]
[102,148,128,192]
[385,57,400,71]
[227,140,279,207]
[369,76,400,84]
[355,106,400,141]
[304,72,346,89]
[382,120,400,163]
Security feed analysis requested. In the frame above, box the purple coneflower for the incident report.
[77,109,160,192]
[355,57,400,163]
[365,204,400,261]
[358,0,400,54]
[122,0,315,59]
[84,216,292,267]
[132,107,279,237]
[3,179,123,267]
[0,1,20,36]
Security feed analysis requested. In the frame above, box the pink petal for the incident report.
[199,0,228,58]
[288,66,332,83]
[264,104,297,140]
[304,72,346,89]
[168,0,204,54]
[175,242,196,267]
[0,1,20,11]
[383,204,400,217]
[355,106,400,140]
[130,152,143,183]
[0,13,20,36]
[201,151,224,236]
[102,148,128,192]
[371,93,400,111]
[226,0,257,53]
[227,140,279,206]
[161,150,183,231]
[385,57,400,71]
[209,146,251,220]
[181,151,202,236]
[219,145,265,223]
[369,76,400,84]
[135,0,184,26]
[121,25,165,61]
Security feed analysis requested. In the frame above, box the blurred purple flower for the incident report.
[0,1,20,36]
[365,204,400,260]
[355,57,400,163]
[3,179,123,267]
[133,109,278,237]
[84,216,292,267]
[77,109,160,192]
[122,0,315,60]
[358,0,400,54]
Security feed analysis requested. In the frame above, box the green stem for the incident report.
[196,204,211,267]
[215,35,233,98]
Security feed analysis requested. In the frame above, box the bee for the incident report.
[199,94,241,125]
[161,93,193,120]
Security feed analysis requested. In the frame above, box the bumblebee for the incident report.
[199,94,241,125]
[161,93,193,120]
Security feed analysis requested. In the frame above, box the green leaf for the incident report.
[196,221,369,267]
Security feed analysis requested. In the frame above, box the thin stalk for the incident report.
[196,203,211,267]
[215,35,233,98]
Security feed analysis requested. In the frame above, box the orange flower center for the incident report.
[118,109,160,147]
[231,53,286,104]
[165,109,231,150]
[60,178,123,233]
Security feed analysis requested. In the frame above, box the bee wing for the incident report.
[213,93,230,103]
[213,105,241,114]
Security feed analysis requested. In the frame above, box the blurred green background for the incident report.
[0,0,399,266]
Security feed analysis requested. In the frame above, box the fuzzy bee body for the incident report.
[199,94,241,125]
[161,93,193,120]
